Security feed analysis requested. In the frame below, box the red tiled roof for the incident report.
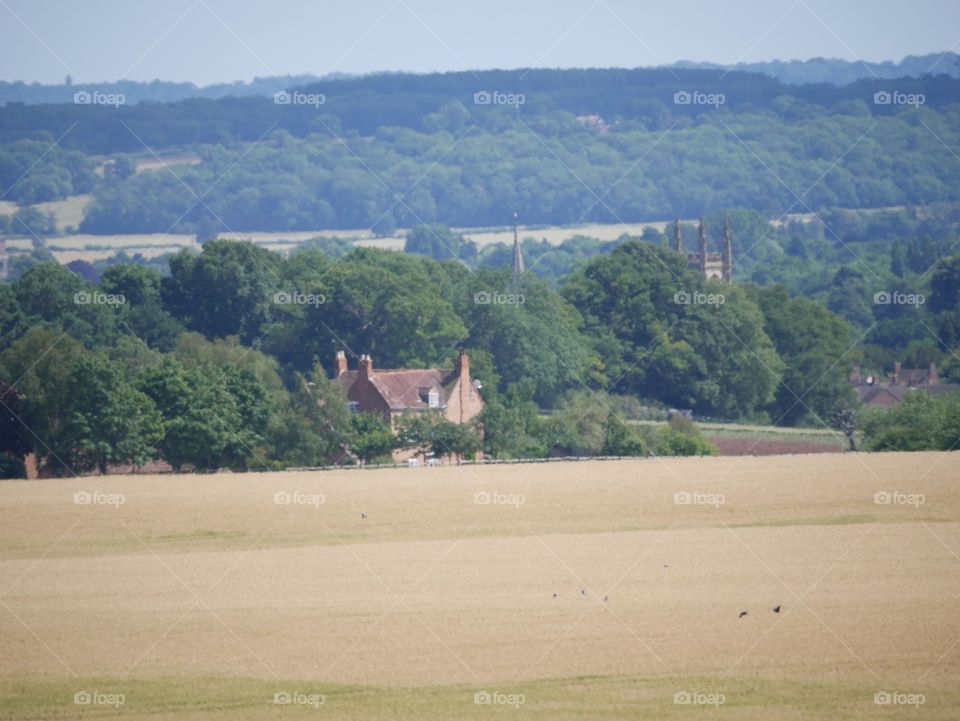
[335,367,459,410]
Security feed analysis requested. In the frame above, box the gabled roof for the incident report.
[335,367,463,411]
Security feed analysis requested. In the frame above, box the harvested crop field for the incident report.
[1,452,958,719]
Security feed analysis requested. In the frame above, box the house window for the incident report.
[348,401,360,413]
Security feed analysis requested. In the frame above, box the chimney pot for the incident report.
[359,355,373,379]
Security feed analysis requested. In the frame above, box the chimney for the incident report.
[850,366,861,384]
[456,348,470,378]
[335,350,348,376]
[929,362,938,386]
[358,354,373,380]
[892,361,901,385]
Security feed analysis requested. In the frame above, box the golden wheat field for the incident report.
[1,452,958,720]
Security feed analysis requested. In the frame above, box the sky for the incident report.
[1,0,958,85]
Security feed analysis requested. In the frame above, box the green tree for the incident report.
[349,412,396,463]
[405,224,473,261]
[161,240,283,345]
[62,355,163,473]
[748,284,856,425]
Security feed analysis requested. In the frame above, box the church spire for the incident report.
[722,215,732,283]
[697,218,707,276]
[512,211,524,290]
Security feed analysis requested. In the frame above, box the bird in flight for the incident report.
[773,605,781,614]
[739,611,748,618]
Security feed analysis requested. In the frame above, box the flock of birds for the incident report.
[546,560,783,618]
[358,513,784,619]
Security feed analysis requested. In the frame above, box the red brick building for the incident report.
[851,361,959,406]
[332,349,484,431]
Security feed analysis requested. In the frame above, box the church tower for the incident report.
[673,219,683,253]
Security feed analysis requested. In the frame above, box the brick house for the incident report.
[332,350,484,460]
[851,361,959,406]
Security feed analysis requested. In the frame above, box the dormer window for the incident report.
[419,387,440,408]
[347,401,360,413]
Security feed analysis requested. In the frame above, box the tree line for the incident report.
[0,236,866,476]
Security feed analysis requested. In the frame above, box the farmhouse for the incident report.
[850,361,960,406]
[332,349,484,428]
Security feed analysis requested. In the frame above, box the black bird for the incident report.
[361,512,367,519]
[552,592,559,598]
[602,595,608,603]
[773,605,781,614]
[739,611,748,618]
[581,589,587,596]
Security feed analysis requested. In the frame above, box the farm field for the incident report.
[1,452,958,719]
[0,204,913,266]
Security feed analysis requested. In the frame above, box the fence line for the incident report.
[288,455,631,472]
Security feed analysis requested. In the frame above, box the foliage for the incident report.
[860,391,960,452]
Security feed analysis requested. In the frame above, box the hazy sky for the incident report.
[1,0,958,85]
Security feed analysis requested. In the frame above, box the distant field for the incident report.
[133,152,202,173]
[0,204,938,266]
[32,194,92,230]
[1,453,957,719]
